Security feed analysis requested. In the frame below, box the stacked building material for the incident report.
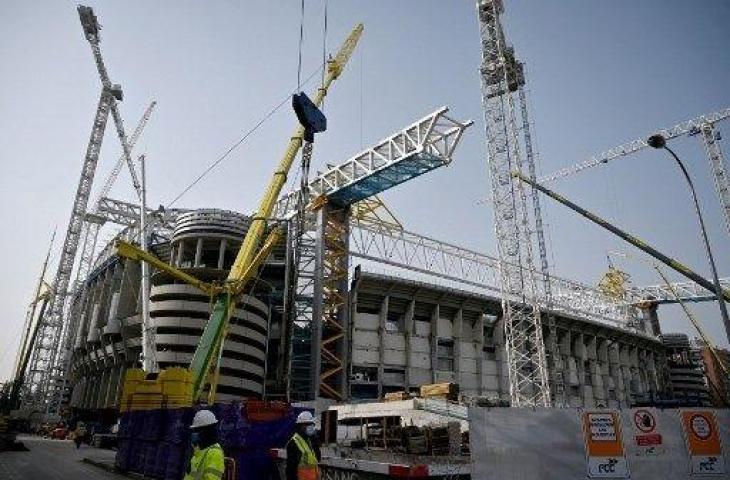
[384,391,410,402]
[419,382,459,402]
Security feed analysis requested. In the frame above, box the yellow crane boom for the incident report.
[116,23,363,402]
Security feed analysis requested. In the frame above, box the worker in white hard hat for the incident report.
[183,409,225,480]
[286,411,320,480]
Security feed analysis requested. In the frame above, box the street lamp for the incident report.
[647,133,730,345]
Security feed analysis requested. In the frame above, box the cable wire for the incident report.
[165,65,323,208]
[321,0,328,89]
[297,0,305,90]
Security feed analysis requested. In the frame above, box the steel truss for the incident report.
[477,0,550,406]
[631,277,730,305]
[349,224,639,328]
[540,107,730,184]
[700,123,730,237]
[539,107,730,239]
[274,107,472,219]
[285,218,317,401]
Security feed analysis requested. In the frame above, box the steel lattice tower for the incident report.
[476,0,551,406]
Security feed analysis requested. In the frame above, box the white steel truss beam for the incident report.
[540,107,730,184]
[274,107,472,218]
[631,277,730,305]
[349,224,639,328]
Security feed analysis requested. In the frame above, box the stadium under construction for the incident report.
[6,1,730,426]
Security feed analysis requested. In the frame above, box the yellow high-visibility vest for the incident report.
[183,443,225,480]
[291,433,319,480]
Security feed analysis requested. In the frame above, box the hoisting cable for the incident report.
[321,0,328,89]
[165,64,323,208]
[297,0,305,91]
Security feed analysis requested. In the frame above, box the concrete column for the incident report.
[430,304,440,383]
[378,295,389,399]
[453,308,463,387]
[476,315,485,394]
[641,302,661,336]
[218,239,227,269]
[175,240,184,267]
[194,237,203,267]
[404,299,414,389]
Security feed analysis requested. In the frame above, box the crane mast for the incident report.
[476,0,550,407]
[24,5,144,413]
[23,88,113,409]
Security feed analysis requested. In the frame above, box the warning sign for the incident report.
[582,411,629,478]
[680,410,725,476]
[634,409,656,433]
[631,408,663,454]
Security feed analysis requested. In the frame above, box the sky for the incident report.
[0,0,728,382]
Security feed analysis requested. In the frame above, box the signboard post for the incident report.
[582,411,630,478]
[680,410,725,475]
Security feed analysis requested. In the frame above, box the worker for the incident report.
[286,411,320,480]
[73,421,87,449]
[184,409,225,480]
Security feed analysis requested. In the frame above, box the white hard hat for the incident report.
[190,409,218,429]
[295,411,315,425]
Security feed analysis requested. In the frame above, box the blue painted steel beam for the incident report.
[327,153,444,206]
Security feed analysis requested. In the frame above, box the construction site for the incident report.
[1,1,729,479]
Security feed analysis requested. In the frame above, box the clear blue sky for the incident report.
[1,1,728,381]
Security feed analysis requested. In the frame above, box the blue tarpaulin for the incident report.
[116,403,308,480]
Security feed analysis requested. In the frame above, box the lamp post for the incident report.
[647,134,730,345]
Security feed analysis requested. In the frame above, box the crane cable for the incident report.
[165,65,322,209]
[297,0,305,91]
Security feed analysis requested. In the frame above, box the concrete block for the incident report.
[438,318,453,337]
[460,342,476,358]
[461,373,479,391]
[410,337,431,353]
[410,352,431,369]
[460,322,474,342]
[482,360,499,376]
[460,358,478,374]
[353,331,380,349]
[482,374,500,391]
[355,313,379,330]
[435,371,455,383]
[383,349,406,365]
[414,320,431,336]
[353,348,379,364]
[384,334,406,350]
[408,368,431,386]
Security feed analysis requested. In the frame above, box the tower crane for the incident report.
[48,103,157,413]
[539,107,730,237]
[22,5,146,413]
[476,0,551,407]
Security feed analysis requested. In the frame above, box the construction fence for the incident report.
[469,406,730,479]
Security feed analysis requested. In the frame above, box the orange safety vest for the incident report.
[290,433,319,480]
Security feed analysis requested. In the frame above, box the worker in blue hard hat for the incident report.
[286,411,320,480]
[184,409,225,480]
